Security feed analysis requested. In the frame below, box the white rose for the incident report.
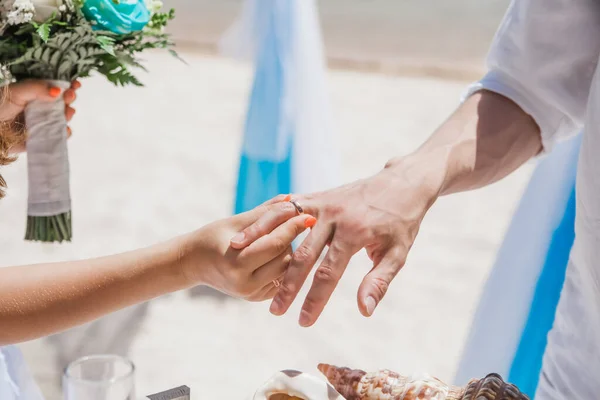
[145,0,162,14]
[30,0,62,22]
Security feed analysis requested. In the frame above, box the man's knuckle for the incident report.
[324,204,343,217]
[371,276,390,297]
[314,265,337,284]
[293,245,313,264]
[337,218,368,238]
[390,247,408,268]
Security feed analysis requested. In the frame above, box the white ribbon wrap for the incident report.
[24,80,71,217]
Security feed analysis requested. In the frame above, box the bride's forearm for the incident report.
[0,233,201,345]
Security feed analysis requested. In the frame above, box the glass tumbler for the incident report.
[63,354,136,400]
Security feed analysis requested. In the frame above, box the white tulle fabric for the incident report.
[0,346,44,400]
[219,0,340,195]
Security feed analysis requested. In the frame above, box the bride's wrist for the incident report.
[176,227,216,288]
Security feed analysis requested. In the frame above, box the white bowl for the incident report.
[252,370,345,400]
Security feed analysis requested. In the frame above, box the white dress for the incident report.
[0,346,44,400]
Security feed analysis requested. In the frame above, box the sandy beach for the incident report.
[0,47,536,399]
[166,0,510,80]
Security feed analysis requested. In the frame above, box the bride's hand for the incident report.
[0,80,80,153]
[180,196,316,301]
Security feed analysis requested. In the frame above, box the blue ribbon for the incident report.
[508,170,578,397]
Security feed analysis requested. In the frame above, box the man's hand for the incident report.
[230,90,542,327]
[230,160,443,326]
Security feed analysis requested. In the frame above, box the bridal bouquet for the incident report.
[0,0,179,243]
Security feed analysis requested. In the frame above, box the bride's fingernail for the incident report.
[230,232,245,245]
[283,194,292,202]
[304,217,317,228]
[48,87,62,98]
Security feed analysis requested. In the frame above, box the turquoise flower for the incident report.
[81,0,151,34]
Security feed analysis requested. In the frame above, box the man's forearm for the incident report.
[386,90,543,197]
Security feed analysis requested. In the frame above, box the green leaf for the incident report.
[0,0,178,87]
[50,50,61,70]
[96,35,116,56]
[41,48,52,63]
[168,49,187,65]
[32,47,43,59]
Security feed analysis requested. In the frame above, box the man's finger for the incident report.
[298,236,353,327]
[269,222,331,316]
[230,201,300,249]
[357,247,406,317]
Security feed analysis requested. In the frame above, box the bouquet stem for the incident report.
[25,212,72,243]
[24,80,72,243]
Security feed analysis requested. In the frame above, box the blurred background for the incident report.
[0,0,541,398]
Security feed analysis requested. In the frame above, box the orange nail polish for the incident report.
[304,216,317,228]
[283,194,292,202]
[72,80,81,89]
[48,87,61,98]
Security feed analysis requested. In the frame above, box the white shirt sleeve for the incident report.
[464,0,600,152]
